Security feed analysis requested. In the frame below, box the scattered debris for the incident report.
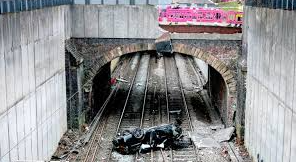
[117,78,129,83]
[213,127,235,142]
[189,132,220,149]
[210,124,225,130]
[51,130,82,160]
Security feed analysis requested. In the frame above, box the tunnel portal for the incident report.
[59,51,233,161]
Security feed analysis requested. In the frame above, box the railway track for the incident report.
[108,54,151,161]
[77,53,223,162]
[80,54,142,162]
[64,56,132,162]
[164,55,198,162]
[136,56,168,162]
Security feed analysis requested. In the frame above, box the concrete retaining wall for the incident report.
[244,6,296,162]
[71,5,163,38]
[0,5,71,161]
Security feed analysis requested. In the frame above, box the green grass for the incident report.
[217,1,243,12]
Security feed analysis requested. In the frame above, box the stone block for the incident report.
[116,46,123,56]
[84,5,99,37]
[197,50,204,59]
[147,43,156,50]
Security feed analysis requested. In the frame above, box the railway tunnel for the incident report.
[62,37,240,160]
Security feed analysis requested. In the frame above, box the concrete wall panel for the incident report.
[23,97,31,137]
[8,106,18,152]
[28,43,35,92]
[16,101,25,144]
[283,108,292,162]
[72,5,162,38]
[98,6,114,38]
[17,140,26,160]
[21,46,30,96]
[25,135,32,160]
[113,6,128,38]
[291,114,296,161]
[14,47,23,101]
[31,130,38,159]
[0,114,9,158]
[0,52,6,115]
[71,5,85,37]
[12,13,21,49]
[5,51,15,108]
[84,5,99,37]
[245,7,296,162]
[2,16,12,53]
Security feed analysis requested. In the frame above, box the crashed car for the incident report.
[112,120,186,154]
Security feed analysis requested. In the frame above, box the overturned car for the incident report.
[112,120,190,154]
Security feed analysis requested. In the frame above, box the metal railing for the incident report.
[0,0,73,14]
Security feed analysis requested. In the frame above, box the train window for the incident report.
[237,16,242,21]
[216,13,221,19]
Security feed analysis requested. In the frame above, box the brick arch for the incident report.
[90,42,237,126]
[88,43,156,84]
[172,43,236,95]
[172,43,237,126]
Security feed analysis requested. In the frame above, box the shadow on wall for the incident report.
[208,66,228,124]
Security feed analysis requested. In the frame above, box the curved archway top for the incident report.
[172,43,236,94]
[89,42,236,94]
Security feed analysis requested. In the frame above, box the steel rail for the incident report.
[163,56,173,162]
[107,54,142,161]
[135,54,151,162]
[173,55,199,162]
[73,57,132,162]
